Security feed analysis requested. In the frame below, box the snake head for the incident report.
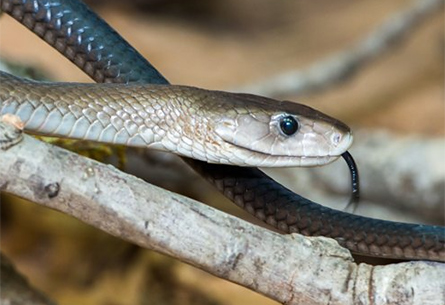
[212,95,353,167]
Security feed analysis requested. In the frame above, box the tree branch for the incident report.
[234,0,444,97]
[1,119,444,305]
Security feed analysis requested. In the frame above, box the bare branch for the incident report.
[1,120,444,305]
[234,0,444,97]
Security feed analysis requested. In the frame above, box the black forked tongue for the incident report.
[341,151,360,212]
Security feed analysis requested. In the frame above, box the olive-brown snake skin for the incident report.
[1,0,444,262]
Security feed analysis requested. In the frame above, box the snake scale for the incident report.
[0,71,352,167]
[0,0,443,262]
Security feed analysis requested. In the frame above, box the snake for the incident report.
[0,71,353,168]
[1,0,443,262]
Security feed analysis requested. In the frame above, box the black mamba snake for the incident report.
[0,0,443,262]
[0,71,353,167]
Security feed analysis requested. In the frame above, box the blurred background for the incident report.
[0,0,443,304]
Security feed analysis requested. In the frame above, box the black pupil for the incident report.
[279,116,299,136]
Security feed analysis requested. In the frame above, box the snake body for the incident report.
[1,0,444,261]
[0,72,352,167]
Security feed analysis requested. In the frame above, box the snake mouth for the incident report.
[226,141,343,167]
[255,153,341,167]
[219,136,352,166]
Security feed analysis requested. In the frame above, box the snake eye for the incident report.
[279,116,299,136]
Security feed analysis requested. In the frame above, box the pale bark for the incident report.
[1,121,444,305]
